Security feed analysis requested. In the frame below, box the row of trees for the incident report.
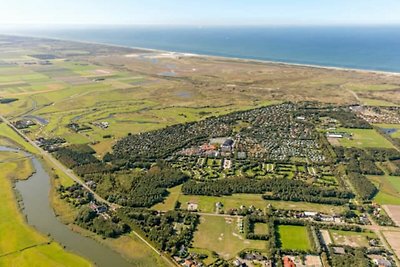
[182,178,353,205]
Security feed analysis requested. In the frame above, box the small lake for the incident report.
[0,146,133,267]
[381,128,398,135]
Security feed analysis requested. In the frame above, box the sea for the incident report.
[6,26,400,72]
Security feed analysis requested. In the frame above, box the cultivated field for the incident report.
[382,231,400,259]
[192,215,266,259]
[383,205,400,227]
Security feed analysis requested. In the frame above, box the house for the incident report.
[221,139,234,152]
[332,247,346,255]
[283,256,296,267]
[326,133,343,138]
[373,258,392,267]
[304,211,318,217]
[187,202,198,211]
[237,151,246,159]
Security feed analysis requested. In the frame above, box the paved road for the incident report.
[0,114,178,266]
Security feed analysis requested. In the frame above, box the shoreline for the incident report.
[2,33,400,76]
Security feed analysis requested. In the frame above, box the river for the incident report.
[0,146,133,267]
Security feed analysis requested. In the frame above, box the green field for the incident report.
[178,194,346,214]
[337,128,395,149]
[277,225,312,251]
[193,215,266,259]
[0,157,91,266]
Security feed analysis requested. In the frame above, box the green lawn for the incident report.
[193,215,266,259]
[277,225,312,251]
[337,128,395,149]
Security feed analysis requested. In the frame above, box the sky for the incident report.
[1,0,400,27]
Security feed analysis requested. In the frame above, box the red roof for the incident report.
[283,256,296,267]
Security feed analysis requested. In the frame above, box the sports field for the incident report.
[276,225,312,251]
[337,128,395,149]
[192,215,266,259]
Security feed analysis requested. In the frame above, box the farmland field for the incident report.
[276,225,312,251]
[192,215,266,259]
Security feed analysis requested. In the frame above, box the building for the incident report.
[187,202,198,211]
[283,256,296,267]
[221,138,234,152]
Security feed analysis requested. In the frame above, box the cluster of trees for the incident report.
[75,207,130,238]
[334,147,384,175]
[347,173,377,200]
[54,144,99,169]
[0,98,18,104]
[57,183,94,206]
[118,208,198,255]
[302,106,372,129]
[85,163,188,207]
[182,178,353,205]
[329,246,371,267]
[334,147,379,200]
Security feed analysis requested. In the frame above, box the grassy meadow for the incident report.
[337,128,395,149]
[192,215,266,259]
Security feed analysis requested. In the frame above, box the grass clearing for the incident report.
[254,223,268,235]
[329,230,376,247]
[193,215,266,259]
[375,124,400,139]
[152,185,182,211]
[277,225,312,251]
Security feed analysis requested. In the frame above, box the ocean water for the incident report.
[9,26,400,72]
